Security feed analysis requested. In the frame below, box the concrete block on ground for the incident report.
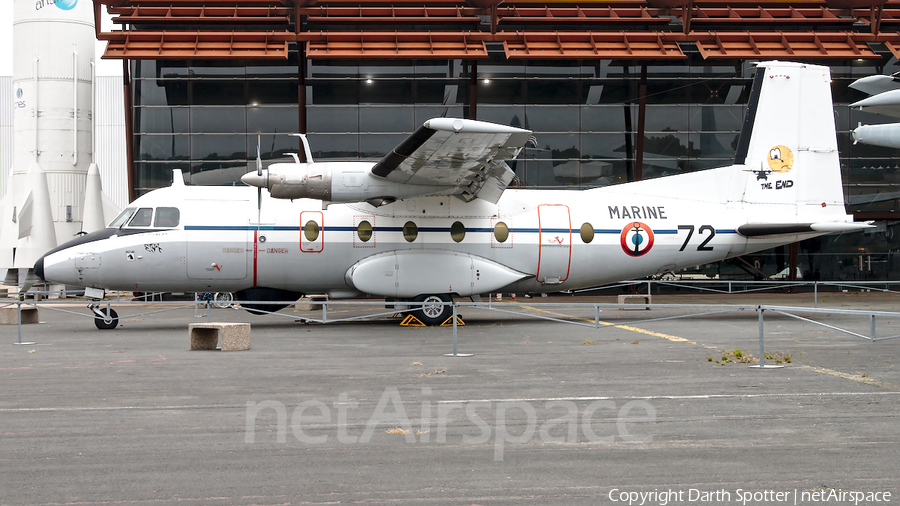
[0,306,40,324]
[189,322,251,351]
[294,294,327,311]
[618,294,651,310]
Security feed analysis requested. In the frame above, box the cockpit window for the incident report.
[154,207,180,227]
[128,208,153,227]
[109,208,136,228]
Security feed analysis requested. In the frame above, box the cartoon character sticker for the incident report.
[767,145,794,173]
[620,222,654,257]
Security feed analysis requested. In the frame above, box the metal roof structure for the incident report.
[93,0,900,61]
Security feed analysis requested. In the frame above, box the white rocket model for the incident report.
[849,73,900,151]
[851,123,900,149]
[1,0,119,288]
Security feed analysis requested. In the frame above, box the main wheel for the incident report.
[412,294,453,326]
[213,292,234,308]
[94,308,119,330]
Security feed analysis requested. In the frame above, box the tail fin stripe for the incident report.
[733,66,766,165]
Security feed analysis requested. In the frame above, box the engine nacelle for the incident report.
[264,161,341,200]
[241,161,449,205]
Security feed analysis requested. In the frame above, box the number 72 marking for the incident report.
[678,225,716,252]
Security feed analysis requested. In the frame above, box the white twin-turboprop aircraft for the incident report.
[36,61,870,328]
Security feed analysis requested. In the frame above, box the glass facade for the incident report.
[132,57,303,190]
[130,45,900,282]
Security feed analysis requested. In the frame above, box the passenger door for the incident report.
[536,204,571,284]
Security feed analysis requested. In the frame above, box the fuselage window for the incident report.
[357,221,373,242]
[580,223,595,244]
[403,221,418,242]
[128,208,153,227]
[494,222,509,243]
[154,207,180,228]
[450,221,466,243]
[304,220,320,242]
[109,208,136,228]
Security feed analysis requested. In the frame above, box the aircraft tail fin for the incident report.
[729,62,847,218]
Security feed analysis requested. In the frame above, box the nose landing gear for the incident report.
[89,304,119,330]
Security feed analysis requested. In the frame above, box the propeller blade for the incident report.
[256,134,263,214]
[256,133,262,177]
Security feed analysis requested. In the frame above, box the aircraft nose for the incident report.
[34,256,45,282]
[241,170,267,189]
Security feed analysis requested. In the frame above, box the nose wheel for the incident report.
[89,305,119,330]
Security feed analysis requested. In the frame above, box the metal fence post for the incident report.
[444,302,472,357]
[13,300,36,346]
[452,304,457,355]
[758,308,764,364]
[751,306,783,369]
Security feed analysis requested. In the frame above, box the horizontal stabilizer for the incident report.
[738,222,872,237]
[810,222,875,233]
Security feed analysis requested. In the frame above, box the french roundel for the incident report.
[620,222,654,257]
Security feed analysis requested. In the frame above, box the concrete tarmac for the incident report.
[1,292,898,505]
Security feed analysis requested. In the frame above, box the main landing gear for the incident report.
[411,294,453,326]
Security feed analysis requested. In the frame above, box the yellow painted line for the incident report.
[796,365,900,392]
[608,324,694,343]
[520,304,694,343]
[518,303,900,391]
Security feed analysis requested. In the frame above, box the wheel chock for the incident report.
[440,316,465,326]
[400,315,425,326]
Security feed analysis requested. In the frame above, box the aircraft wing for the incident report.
[369,118,532,204]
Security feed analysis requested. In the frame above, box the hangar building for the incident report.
[89,0,900,280]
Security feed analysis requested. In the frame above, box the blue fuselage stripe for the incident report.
[184,225,739,235]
